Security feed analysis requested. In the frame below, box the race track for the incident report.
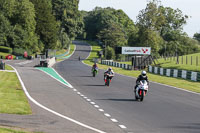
[55,41,200,133]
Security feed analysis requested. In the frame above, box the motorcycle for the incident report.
[92,67,98,77]
[104,73,114,86]
[134,80,149,101]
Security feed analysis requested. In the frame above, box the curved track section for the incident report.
[55,41,200,133]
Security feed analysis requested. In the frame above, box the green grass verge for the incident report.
[0,126,42,133]
[56,49,67,56]
[153,53,200,72]
[0,52,16,59]
[56,44,75,62]
[0,72,32,114]
[83,41,200,93]
[5,65,14,70]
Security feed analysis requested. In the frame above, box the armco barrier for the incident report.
[148,65,200,82]
[101,60,132,70]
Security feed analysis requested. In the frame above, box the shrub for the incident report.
[0,46,12,53]
[13,48,32,56]
[105,46,115,60]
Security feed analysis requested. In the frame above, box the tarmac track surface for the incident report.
[54,41,200,133]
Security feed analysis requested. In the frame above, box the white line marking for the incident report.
[0,70,15,72]
[104,113,111,117]
[15,60,33,65]
[81,95,84,97]
[84,97,87,99]
[119,125,127,129]
[77,92,81,95]
[11,65,106,133]
[94,105,99,108]
[73,89,77,92]
[99,109,104,112]
[36,68,73,89]
[51,68,73,88]
[90,102,95,105]
[111,119,118,123]
[87,99,91,102]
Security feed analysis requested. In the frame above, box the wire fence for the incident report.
[160,54,200,66]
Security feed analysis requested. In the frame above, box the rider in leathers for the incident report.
[134,71,149,92]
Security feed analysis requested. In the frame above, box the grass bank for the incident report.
[0,52,16,59]
[0,126,42,133]
[5,65,14,70]
[0,72,32,114]
[56,44,75,62]
[83,41,200,93]
[153,53,200,72]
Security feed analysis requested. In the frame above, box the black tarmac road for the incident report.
[55,41,200,133]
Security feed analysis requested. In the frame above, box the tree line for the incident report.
[80,0,200,59]
[0,0,83,54]
[0,0,199,57]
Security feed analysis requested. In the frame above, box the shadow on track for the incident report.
[83,84,106,87]
[96,98,137,102]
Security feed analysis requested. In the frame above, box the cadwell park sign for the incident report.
[121,47,151,55]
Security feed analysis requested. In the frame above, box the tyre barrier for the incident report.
[101,60,132,70]
[148,65,200,82]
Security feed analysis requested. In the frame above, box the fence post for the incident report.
[182,56,183,64]
[176,55,179,64]
[186,56,188,65]
[197,56,198,66]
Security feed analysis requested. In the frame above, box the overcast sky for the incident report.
[79,0,200,37]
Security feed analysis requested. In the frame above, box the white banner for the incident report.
[121,47,151,55]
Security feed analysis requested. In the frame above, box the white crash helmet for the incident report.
[108,67,112,71]
[141,71,147,78]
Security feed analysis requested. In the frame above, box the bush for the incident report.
[105,46,115,60]
[0,46,12,53]
[13,48,32,56]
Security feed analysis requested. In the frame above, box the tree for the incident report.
[83,7,136,42]
[97,22,127,48]
[52,0,84,41]
[193,33,200,43]
[135,0,196,55]
[30,0,59,50]
[0,0,39,52]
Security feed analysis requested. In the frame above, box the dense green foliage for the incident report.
[81,0,200,59]
[52,0,83,49]
[0,0,38,52]
[82,7,137,59]
[0,0,83,54]
[0,46,12,53]
[134,0,200,56]
[193,32,200,42]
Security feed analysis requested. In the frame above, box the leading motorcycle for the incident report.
[134,80,149,101]
[92,67,98,77]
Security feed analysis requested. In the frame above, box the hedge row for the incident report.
[0,46,12,54]
[13,48,33,56]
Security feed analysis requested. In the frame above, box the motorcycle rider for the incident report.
[104,67,114,81]
[92,63,98,69]
[92,63,98,72]
[134,71,149,92]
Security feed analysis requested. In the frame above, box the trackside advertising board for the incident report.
[122,47,151,55]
